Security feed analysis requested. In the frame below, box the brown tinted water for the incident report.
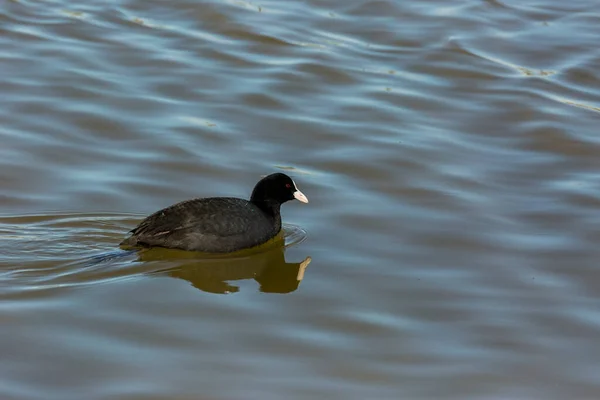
[2,0,600,399]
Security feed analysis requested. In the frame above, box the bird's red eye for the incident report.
[285,183,292,189]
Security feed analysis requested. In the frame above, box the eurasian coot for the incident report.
[120,173,308,253]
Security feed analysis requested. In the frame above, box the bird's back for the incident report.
[121,197,281,252]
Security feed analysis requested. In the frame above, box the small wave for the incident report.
[0,212,308,291]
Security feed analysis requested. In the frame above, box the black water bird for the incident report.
[120,173,308,253]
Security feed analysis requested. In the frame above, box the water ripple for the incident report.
[3,0,600,398]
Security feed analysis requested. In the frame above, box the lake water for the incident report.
[2,0,600,399]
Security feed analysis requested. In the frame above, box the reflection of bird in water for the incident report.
[141,240,311,294]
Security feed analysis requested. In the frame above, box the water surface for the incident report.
[2,0,600,399]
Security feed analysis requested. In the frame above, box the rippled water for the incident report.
[2,0,600,399]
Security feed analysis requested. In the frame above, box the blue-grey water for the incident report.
[2,0,600,399]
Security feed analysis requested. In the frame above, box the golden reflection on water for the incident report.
[129,232,311,294]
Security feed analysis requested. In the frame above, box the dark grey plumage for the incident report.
[120,173,308,253]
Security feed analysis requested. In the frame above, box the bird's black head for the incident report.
[250,173,309,207]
